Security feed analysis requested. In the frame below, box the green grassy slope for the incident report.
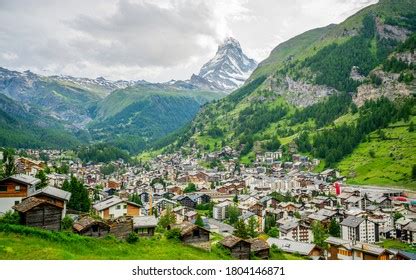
[249,25,335,81]
[337,116,416,190]
[0,232,228,260]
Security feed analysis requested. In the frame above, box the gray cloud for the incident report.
[0,0,378,81]
[68,0,218,67]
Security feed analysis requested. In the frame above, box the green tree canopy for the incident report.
[62,176,91,212]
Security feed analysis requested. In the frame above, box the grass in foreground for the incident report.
[0,224,231,260]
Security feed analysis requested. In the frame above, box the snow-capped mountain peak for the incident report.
[196,37,257,92]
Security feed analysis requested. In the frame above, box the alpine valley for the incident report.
[0,38,257,152]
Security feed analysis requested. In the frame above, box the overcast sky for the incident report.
[0,0,378,82]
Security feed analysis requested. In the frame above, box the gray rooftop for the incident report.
[133,216,158,228]
[31,186,71,201]
[93,196,123,211]
[8,174,40,186]
[340,216,364,228]
[267,238,316,256]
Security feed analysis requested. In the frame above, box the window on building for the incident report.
[116,205,121,210]
[123,204,127,209]
[338,249,352,256]
[0,185,7,192]
[110,214,114,218]
[15,185,21,192]
[14,201,20,205]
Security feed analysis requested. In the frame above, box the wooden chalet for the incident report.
[73,215,110,237]
[13,197,63,231]
[172,221,210,243]
[248,238,270,259]
[0,174,40,214]
[108,216,134,239]
[220,235,251,260]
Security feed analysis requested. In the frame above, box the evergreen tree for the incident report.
[227,205,240,225]
[62,176,91,212]
[234,219,249,239]
[2,149,17,178]
[129,193,143,206]
[184,183,197,193]
[35,170,48,190]
[328,219,341,237]
[247,216,258,238]
[312,221,328,248]
[264,215,276,233]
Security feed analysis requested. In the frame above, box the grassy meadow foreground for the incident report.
[0,224,301,260]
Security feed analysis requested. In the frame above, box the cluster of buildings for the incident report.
[0,147,415,260]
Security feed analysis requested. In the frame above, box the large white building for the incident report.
[341,216,379,244]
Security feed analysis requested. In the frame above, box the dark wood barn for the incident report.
[108,216,133,239]
[173,222,210,243]
[248,238,270,259]
[73,216,110,237]
[13,197,63,231]
[220,235,251,260]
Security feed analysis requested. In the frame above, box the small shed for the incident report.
[108,216,133,239]
[133,216,158,236]
[220,235,251,260]
[13,197,63,231]
[73,216,110,237]
[248,238,270,259]
[173,222,210,243]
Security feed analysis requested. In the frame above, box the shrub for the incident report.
[267,227,279,238]
[165,228,181,240]
[126,232,139,244]
[0,211,20,225]
[61,216,74,231]
[270,244,282,254]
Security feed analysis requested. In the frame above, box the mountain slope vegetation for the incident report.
[157,0,416,189]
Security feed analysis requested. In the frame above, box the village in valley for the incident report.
[0,146,415,260]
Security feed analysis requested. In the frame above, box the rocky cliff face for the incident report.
[263,75,337,107]
[354,68,414,107]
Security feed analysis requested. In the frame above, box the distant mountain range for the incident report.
[0,37,256,151]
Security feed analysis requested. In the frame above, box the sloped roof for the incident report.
[220,235,249,248]
[13,197,62,213]
[31,186,71,201]
[403,221,416,232]
[248,238,270,252]
[73,216,109,232]
[267,238,316,256]
[133,216,158,229]
[6,174,40,186]
[172,221,205,236]
[340,216,364,228]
